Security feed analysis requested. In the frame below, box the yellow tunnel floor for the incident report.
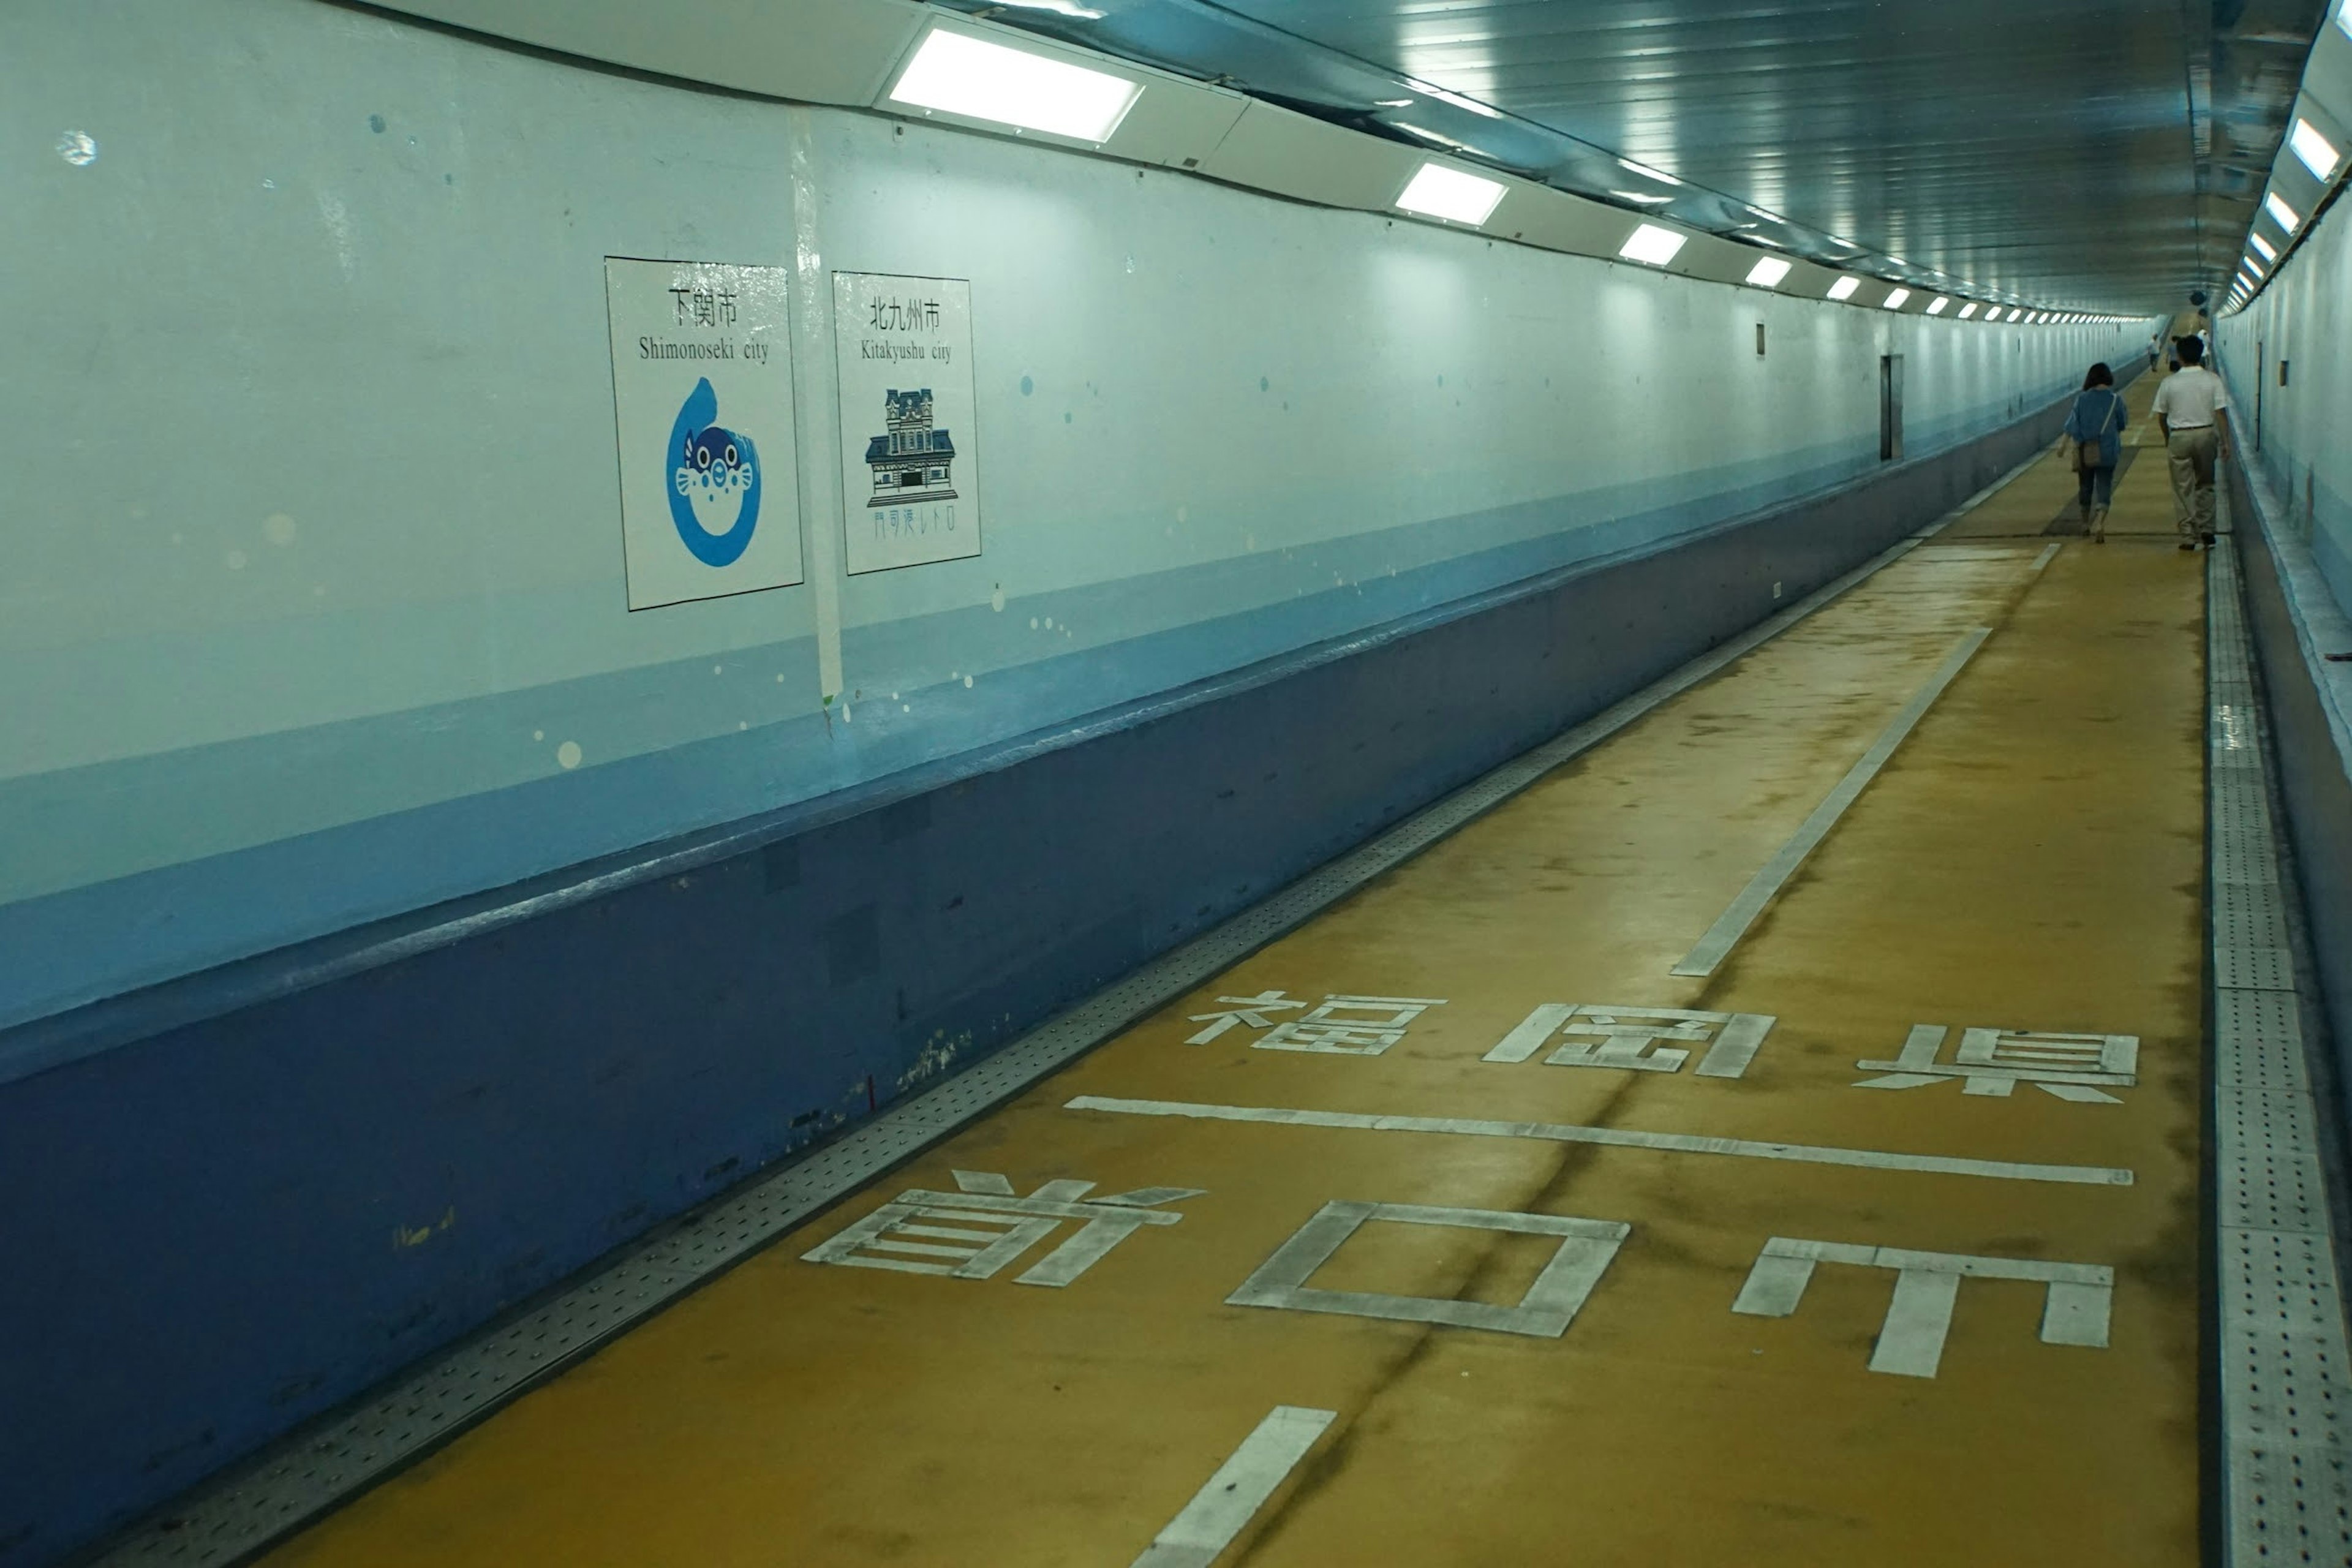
[271,391,2210,1567]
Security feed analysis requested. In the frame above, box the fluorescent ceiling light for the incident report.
[1926,295,1950,315]
[887,28,1141,143]
[1392,122,1479,153]
[2290,116,2343,181]
[1744,255,1793,287]
[1411,81,1506,120]
[2264,192,2302,233]
[1395,162,1506,225]
[2007,307,2024,322]
[1618,222,1687,266]
[2243,254,2266,278]
[1826,275,1861,300]
[1881,287,1911,309]
[1618,158,1684,186]
[1607,189,1677,205]
[2247,231,2277,263]
[1958,302,1979,318]
[990,0,1109,17]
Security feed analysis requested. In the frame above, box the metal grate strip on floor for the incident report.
[83,467,2037,1568]
[2209,535,2352,1567]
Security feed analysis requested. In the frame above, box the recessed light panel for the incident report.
[2248,232,2277,263]
[2007,308,2024,322]
[2290,118,2343,181]
[1744,255,1793,288]
[1618,223,1688,266]
[1926,296,1950,315]
[1958,303,1978,319]
[1395,163,1507,226]
[1826,276,1861,300]
[2264,192,2302,233]
[1880,287,1911,309]
[888,28,1142,143]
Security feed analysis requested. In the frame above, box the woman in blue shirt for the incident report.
[2062,363,2128,543]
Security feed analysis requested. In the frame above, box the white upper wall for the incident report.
[0,0,2144,1026]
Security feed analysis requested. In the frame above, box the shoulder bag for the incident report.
[2073,392,2119,472]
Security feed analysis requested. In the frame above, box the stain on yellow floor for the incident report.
[268,416,2206,1567]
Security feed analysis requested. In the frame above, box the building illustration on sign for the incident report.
[864,388,957,507]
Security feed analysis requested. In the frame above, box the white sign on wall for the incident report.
[603,257,804,611]
[832,271,981,575]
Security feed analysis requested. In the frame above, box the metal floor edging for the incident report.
[77,459,2041,1568]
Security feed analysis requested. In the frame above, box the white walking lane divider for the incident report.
[1670,626,1993,978]
[1064,1096,2134,1186]
[1129,1405,1336,1568]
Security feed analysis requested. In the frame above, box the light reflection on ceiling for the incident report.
[945,0,2331,312]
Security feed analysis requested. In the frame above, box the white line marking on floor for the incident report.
[1670,626,1993,977]
[1227,1200,1630,1337]
[1730,1236,2114,1378]
[2029,541,2062,573]
[1065,1096,2133,1186]
[1129,1404,1336,1568]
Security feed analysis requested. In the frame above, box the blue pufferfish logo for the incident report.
[666,376,761,567]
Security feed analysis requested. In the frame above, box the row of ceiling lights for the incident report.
[2228,0,2351,312]
[1398,165,2124,323]
[890,26,2133,324]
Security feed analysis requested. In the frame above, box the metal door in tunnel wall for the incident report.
[1880,354,1905,461]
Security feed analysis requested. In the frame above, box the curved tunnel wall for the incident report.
[2214,174,2352,1167]
[1,0,2152,1560]
[2215,189,2352,619]
[0,0,2141,1044]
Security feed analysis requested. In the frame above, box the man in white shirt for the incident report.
[2150,337,2231,550]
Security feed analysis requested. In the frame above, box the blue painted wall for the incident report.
[0,0,2153,1560]
[2230,461,2352,1158]
[0,391,2078,1567]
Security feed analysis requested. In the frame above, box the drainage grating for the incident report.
[87,513,1981,1567]
[2209,536,2352,1567]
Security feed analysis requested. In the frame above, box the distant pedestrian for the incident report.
[2061,363,2127,543]
[2149,337,2231,551]
[2165,294,2209,374]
